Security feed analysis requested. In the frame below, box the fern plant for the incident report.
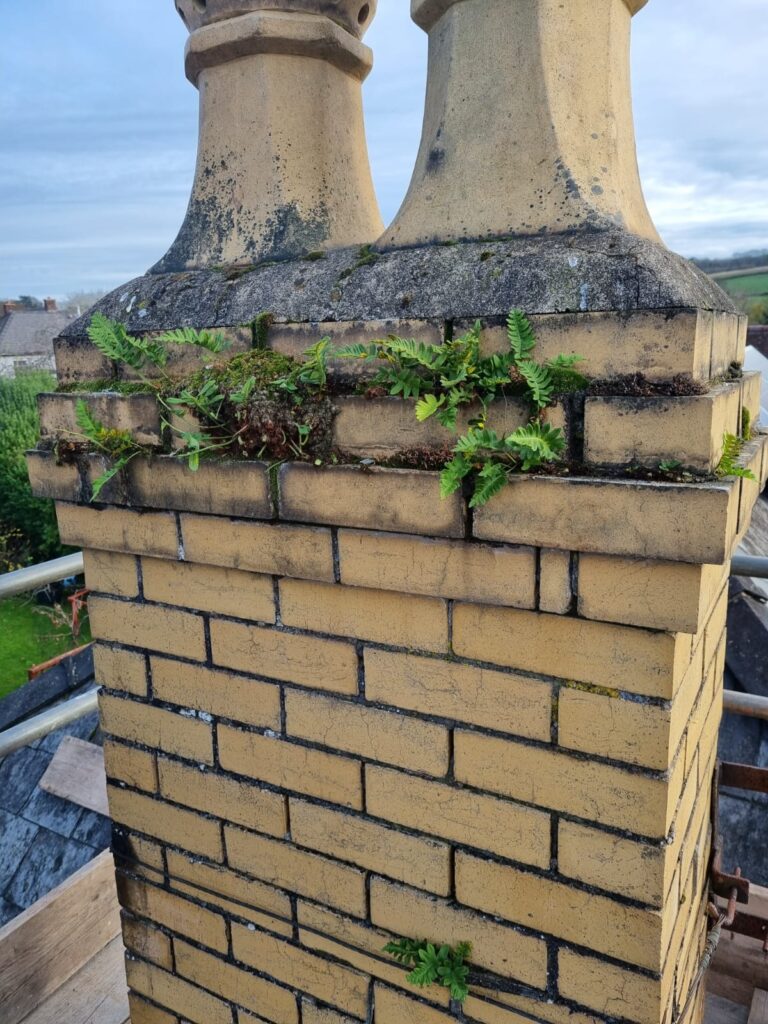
[717,433,756,481]
[74,401,142,499]
[339,310,577,507]
[441,423,567,507]
[87,314,230,376]
[384,939,472,1003]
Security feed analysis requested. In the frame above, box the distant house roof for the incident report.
[0,310,73,359]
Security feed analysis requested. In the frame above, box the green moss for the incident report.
[178,348,299,397]
[564,680,621,699]
[251,312,274,349]
[303,250,327,262]
[742,406,754,441]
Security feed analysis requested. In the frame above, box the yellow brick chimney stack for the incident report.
[31,1,767,1023]
[380,0,660,248]
[155,0,383,272]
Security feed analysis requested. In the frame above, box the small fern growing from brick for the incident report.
[717,432,756,481]
[384,938,472,1003]
[74,400,142,499]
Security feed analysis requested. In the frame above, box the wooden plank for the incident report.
[749,990,768,1024]
[39,736,109,817]
[710,884,768,1007]
[19,936,128,1024]
[0,851,121,1024]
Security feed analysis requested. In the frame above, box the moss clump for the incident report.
[174,348,298,397]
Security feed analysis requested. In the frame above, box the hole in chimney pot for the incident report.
[192,0,207,11]
[358,4,370,24]
[175,1,188,25]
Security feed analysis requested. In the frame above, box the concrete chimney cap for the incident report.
[175,0,377,38]
[411,0,648,30]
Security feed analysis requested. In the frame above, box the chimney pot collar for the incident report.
[175,0,376,38]
[411,0,648,31]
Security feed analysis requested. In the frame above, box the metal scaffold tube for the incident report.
[0,552,85,601]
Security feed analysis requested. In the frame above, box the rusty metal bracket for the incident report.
[710,761,768,921]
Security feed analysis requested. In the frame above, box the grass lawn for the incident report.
[719,272,768,299]
[0,596,91,698]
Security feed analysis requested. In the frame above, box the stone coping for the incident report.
[58,232,734,342]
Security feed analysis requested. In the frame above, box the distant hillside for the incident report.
[692,250,768,275]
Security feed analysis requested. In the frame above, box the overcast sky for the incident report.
[1,0,766,299]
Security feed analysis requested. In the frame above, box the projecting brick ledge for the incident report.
[28,441,768,564]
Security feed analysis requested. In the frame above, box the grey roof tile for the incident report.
[0,747,51,814]
[0,809,39,891]
[6,831,95,910]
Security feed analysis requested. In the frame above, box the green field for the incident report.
[718,272,768,299]
[0,596,91,698]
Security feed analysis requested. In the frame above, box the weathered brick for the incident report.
[104,739,158,792]
[181,514,334,581]
[126,958,231,1024]
[83,549,139,598]
[333,395,528,459]
[175,938,299,1024]
[539,549,573,615]
[127,457,272,518]
[577,555,726,634]
[225,826,367,917]
[472,476,739,565]
[167,848,292,921]
[55,502,179,558]
[113,831,165,874]
[279,464,465,538]
[232,924,369,1018]
[268,319,443,372]
[26,451,81,501]
[89,596,206,661]
[558,820,670,908]
[365,765,550,869]
[108,786,223,861]
[298,903,450,1007]
[455,852,664,972]
[742,371,763,427]
[53,334,114,385]
[338,529,536,608]
[479,310,717,381]
[371,878,548,988]
[289,799,451,895]
[374,986,452,1024]
[158,758,287,836]
[454,732,678,838]
[558,949,661,1024]
[99,693,213,763]
[280,579,449,653]
[122,913,174,969]
[285,691,449,777]
[38,391,162,446]
[583,384,741,472]
[93,643,147,696]
[364,649,552,741]
[117,874,227,952]
[302,999,359,1024]
[218,725,363,810]
[142,557,275,621]
[150,656,281,729]
[464,989,601,1024]
[558,686,676,771]
[737,437,766,539]
[127,992,178,1024]
[172,876,293,938]
[453,603,688,699]
[210,618,358,694]
[117,327,251,381]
